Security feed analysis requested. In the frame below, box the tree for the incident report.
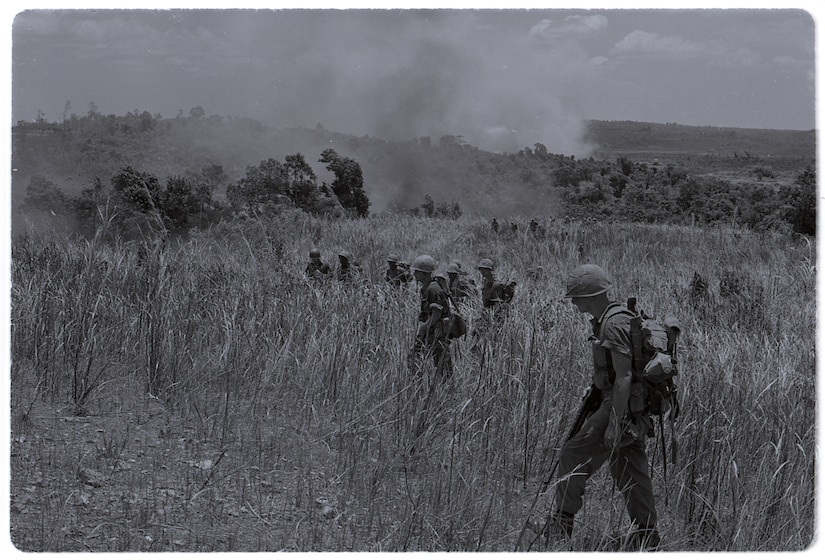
[226,158,289,208]
[111,166,162,214]
[284,153,318,208]
[161,175,202,230]
[780,165,816,236]
[21,175,68,215]
[318,148,370,217]
[69,177,107,236]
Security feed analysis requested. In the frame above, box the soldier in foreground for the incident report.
[305,249,331,278]
[531,264,660,551]
[409,255,453,379]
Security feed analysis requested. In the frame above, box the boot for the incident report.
[625,526,661,551]
[527,510,574,544]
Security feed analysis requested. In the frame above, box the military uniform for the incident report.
[337,251,358,282]
[447,261,476,302]
[554,306,657,532]
[305,250,331,279]
[538,264,660,551]
[386,254,410,287]
[410,255,453,378]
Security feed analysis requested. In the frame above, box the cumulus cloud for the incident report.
[527,14,608,45]
[612,30,703,57]
[612,29,761,67]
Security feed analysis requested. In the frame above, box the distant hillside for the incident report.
[584,120,815,164]
[10,113,816,220]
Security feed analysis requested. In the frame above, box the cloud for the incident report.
[612,29,761,67]
[527,14,608,45]
[612,30,703,57]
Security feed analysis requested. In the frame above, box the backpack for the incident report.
[445,291,468,340]
[600,298,681,420]
[628,297,681,420]
[432,278,467,340]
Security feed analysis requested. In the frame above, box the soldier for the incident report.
[337,250,358,282]
[386,253,410,287]
[477,258,516,315]
[491,217,500,233]
[305,249,331,278]
[446,261,477,302]
[409,255,453,379]
[471,258,515,357]
[532,264,660,550]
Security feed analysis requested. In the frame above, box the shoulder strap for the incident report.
[597,302,634,340]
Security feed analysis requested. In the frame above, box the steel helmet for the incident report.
[564,264,612,298]
[387,253,399,263]
[410,254,436,273]
[338,251,352,261]
[477,258,494,270]
[309,249,321,258]
[446,261,462,275]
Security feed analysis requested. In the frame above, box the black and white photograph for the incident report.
[5,2,818,554]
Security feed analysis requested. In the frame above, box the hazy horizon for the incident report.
[9,8,816,155]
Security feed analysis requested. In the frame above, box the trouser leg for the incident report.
[554,402,611,516]
[609,440,658,529]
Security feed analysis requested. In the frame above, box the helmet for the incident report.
[338,251,352,262]
[387,253,399,263]
[309,249,321,258]
[477,258,494,270]
[410,254,436,273]
[564,264,612,298]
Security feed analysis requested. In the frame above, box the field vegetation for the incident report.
[9,209,816,551]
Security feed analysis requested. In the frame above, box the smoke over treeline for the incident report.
[11,112,564,219]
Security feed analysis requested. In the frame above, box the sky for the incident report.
[4,2,818,155]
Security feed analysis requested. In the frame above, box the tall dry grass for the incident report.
[9,211,815,551]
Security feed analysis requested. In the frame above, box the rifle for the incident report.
[565,384,603,442]
[515,384,603,551]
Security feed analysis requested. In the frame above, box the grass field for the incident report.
[8,211,816,552]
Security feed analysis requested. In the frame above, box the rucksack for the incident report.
[598,298,682,493]
[600,298,681,420]
[628,297,681,420]
[432,279,467,340]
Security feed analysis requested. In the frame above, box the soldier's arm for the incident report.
[605,350,633,449]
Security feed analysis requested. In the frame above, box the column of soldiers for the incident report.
[304,247,662,551]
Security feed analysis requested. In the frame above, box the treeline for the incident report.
[529,153,816,235]
[13,109,816,237]
[19,148,370,240]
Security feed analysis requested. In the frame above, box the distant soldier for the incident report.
[472,258,516,356]
[491,217,500,233]
[477,258,516,314]
[386,253,411,287]
[446,261,477,302]
[337,250,359,282]
[305,249,331,279]
[410,255,453,379]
